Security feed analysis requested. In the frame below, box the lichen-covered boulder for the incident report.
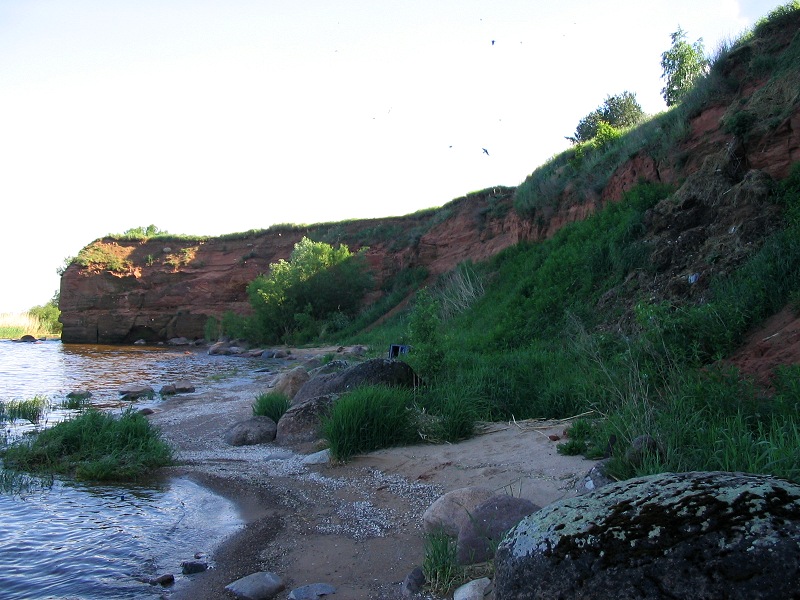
[495,471,800,600]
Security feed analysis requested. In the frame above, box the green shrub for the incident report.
[322,386,418,462]
[246,237,373,344]
[252,392,292,422]
[406,288,445,381]
[1,409,173,481]
[27,292,62,335]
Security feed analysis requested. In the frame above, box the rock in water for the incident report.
[494,471,800,600]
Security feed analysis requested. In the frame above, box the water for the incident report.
[0,340,261,599]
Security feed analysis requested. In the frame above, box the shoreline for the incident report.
[148,350,597,599]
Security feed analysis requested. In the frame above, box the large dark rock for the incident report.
[293,358,417,404]
[457,495,539,565]
[275,395,337,446]
[494,471,800,600]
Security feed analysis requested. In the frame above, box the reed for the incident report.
[0,312,50,340]
[0,396,50,424]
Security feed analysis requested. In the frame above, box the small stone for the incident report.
[454,577,492,600]
[302,449,331,465]
[181,560,208,574]
[118,385,155,400]
[288,582,337,599]
[149,573,174,586]
[173,380,196,393]
[402,567,425,597]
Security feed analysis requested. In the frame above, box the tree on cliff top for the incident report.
[660,26,709,107]
[567,91,644,144]
[246,237,372,343]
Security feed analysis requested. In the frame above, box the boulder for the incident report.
[423,486,496,537]
[167,336,191,346]
[272,366,310,401]
[224,416,278,446]
[495,471,800,600]
[66,390,92,400]
[456,495,539,564]
[275,395,336,446]
[293,358,417,404]
[225,571,285,600]
[17,334,37,343]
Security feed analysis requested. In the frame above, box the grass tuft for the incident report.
[322,386,418,462]
[252,392,292,422]
[1,409,173,481]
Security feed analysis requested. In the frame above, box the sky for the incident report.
[0,0,785,312]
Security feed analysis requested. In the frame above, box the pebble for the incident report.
[288,582,337,599]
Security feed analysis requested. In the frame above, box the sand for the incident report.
[148,351,598,599]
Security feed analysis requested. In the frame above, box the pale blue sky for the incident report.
[0,0,783,312]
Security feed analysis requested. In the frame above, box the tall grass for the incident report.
[322,386,419,461]
[1,409,173,481]
[0,312,53,339]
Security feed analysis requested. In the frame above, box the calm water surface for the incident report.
[0,340,262,599]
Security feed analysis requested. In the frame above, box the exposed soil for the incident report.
[147,350,597,600]
[727,304,800,388]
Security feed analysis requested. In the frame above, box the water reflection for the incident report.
[0,341,253,599]
[0,476,241,599]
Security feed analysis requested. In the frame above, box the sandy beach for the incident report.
[148,350,598,599]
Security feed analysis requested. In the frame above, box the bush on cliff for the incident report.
[244,237,373,344]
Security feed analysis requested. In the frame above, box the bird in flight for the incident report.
[482,148,490,156]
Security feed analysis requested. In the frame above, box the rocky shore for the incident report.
[146,347,596,599]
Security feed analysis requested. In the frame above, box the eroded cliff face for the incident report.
[60,188,527,343]
[60,33,800,345]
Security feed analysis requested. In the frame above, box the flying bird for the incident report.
[482,148,490,156]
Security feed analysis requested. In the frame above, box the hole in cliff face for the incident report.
[124,326,161,344]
